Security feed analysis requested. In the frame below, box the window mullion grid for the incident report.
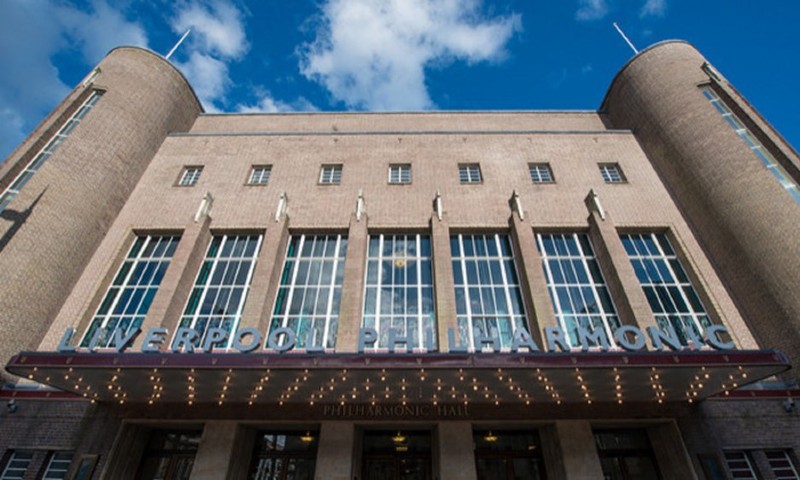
[226,235,262,349]
[90,236,150,347]
[322,235,342,349]
[373,235,383,350]
[539,236,566,340]
[653,234,708,341]
[457,235,475,349]
[280,236,304,333]
[416,234,425,351]
[634,234,685,339]
[114,235,152,342]
[576,233,618,348]
[555,235,576,341]
[496,234,520,351]
[187,237,223,344]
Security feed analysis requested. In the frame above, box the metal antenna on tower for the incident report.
[165,29,192,60]
[613,22,639,55]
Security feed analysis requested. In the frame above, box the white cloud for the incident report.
[0,0,147,160]
[300,0,521,110]
[575,0,608,21]
[56,0,148,64]
[174,52,229,113]
[171,0,248,59]
[236,91,318,113]
[169,0,250,111]
[640,0,667,18]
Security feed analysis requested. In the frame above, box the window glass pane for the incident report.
[451,233,527,350]
[81,235,181,348]
[538,233,618,348]
[272,235,346,349]
[620,233,711,346]
[179,234,262,349]
[361,234,435,350]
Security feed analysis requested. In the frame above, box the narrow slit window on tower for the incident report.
[701,85,800,204]
[0,90,101,214]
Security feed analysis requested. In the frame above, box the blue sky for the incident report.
[1,0,799,160]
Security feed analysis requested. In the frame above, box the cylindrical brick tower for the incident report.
[602,41,800,376]
[0,47,201,381]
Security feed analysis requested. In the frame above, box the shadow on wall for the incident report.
[0,188,45,254]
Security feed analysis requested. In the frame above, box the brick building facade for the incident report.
[0,41,798,479]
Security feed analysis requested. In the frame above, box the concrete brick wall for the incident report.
[39,123,755,353]
[0,48,201,380]
[603,41,800,378]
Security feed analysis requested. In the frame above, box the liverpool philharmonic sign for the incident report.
[56,323,736,354]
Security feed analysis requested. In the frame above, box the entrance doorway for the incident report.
[473,430,547,480]
[361,430,432,480]
[594,429,662,480]
[247,431,318,480]
[135,430,201,480]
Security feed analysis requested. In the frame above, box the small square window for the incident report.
[529,163,554,183]
[319,164,342,184]
[249,165,272,185]
[599,163,625,183]
[179,166,203,186]
[458,163,482,184]
[388,164,412,184]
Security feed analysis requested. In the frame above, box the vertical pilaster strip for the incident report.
[189,421,239,480]
[510,214,555,345]
[553,420,604,479]
[648,422,698,480]
[336,215,368,352]
[438,422,478,480]
[586,208,658,333]
[314,422,354,480]
[133,215,212,350]
[97,423,149,480]
[431,215,456,352]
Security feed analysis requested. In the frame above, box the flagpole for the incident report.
[612,22,639,55]
[165,29,192,60]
